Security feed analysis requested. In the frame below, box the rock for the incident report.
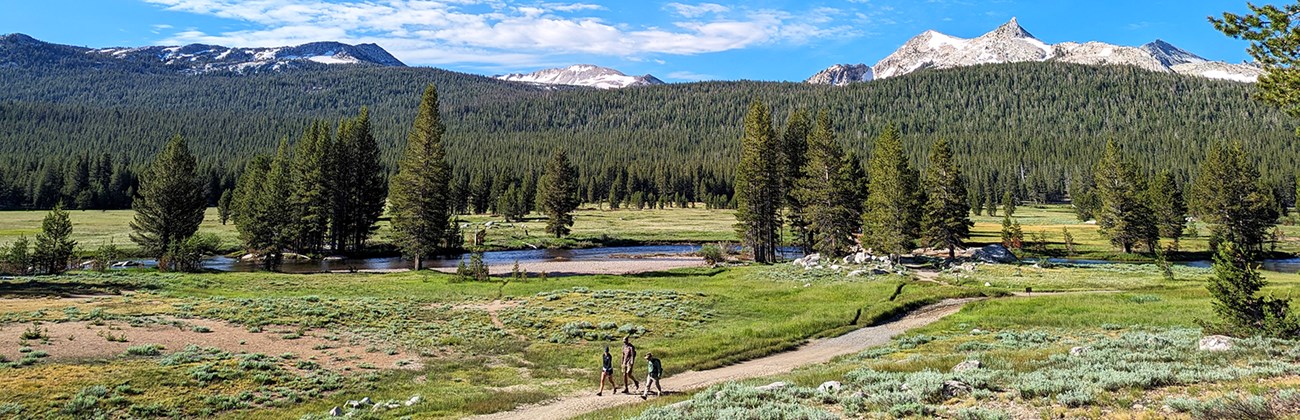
[943,380,972,398]
[667,400,693,410]
[1132,403,1146,410]
[970,328,985,335]
[849,391,865,400]
[405,395,421,406]
[1199,335,1234,352]
[755,381,788,392]
[818,381,842,394]
[984,282,992,287]
[952,359,982,372]
[847,270,868,277]
[359,397,372,406]
[347,400,361,408]
[329,406,343,416]
[853,252,868,264]
[830,264,842,271]
[714,390,726,400]
[1070,346,1089,356]
[972,244,1018,264]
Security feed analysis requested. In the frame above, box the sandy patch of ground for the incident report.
[0,318,420,372]
[432,256,707,277]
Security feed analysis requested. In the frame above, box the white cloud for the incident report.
[666,70,716,81]
[141,0,859,70]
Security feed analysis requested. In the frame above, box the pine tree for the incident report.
[862,125,919,259]
[33,205,75,274]
[782,109,813,252]
[734,100,784,263]
[390,85,455,270]
[330,108,387,252]
[129,135,207,270]
[1147,171,1187,248]
[1002,190,1016,217]
[921,138,973,259]
[290,121,333,254]
[1203,241,1298,337]
[216,189,233,225]
[794,111,860,257]
[539,149,580,238]
[231,156,271,246]
[1191,142,1279,255]
[240,139,296,270]
[2,236,31,275]
[1093,140,1157,253]
[1000,214,1014,248]
[1213,4,1300,123]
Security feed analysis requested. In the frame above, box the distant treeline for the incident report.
[0,61,1297,212]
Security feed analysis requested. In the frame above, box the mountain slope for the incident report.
[0,33,404,73]
[812,18,1262,85]
[495,64,664,89]
[804,64,874,85]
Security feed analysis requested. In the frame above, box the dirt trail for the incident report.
[469,297,982,420]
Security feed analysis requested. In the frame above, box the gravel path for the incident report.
[469,297,982,420]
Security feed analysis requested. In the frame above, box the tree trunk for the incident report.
[413,255,422,271]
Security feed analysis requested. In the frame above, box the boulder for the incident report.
[951,359,982,372]
[359,397,372,406]
[1070,346,1089,356]
[329,406,343,416]
[942,380,972,398]
[1199,335,1234,352]
[972,244,1018,264]
[969,328,985,335]
[347,400,361,408]
[818,381,842,394]
[755,381,788,392]
[405,395,421,406]
[853,252,868,265]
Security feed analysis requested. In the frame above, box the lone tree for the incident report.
[539,149,580,238]
[794,111,860,257]
[33,205,75,274]
[1093,140,1156,253]
[1146,171,1188,249]
[1190,142,1278,255]
[1203,241,1299,337]
[130,135,207,271]
[1213,4,1300,124]
[390,84,455,270]
[734,100,784,263]
[921,138,973,260]
[862,125,921,260]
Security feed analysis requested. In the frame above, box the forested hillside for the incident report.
[0,60,1296,211]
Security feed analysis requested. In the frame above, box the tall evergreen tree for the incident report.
[231,156,271,247]
[129,135,207,269]
[235,140,296,270]
[1093,140,1157,253]
[1191,141,1279,254]
[1147,171,1188,248]
[33,205,75,274]
[330,108,387,252]
[539,149,580,238]
[1204,241,1298,337]
[216,189,233,225]
[794,111,859,257]
[782,109,813,252]
[734,100,784,263]
[862,125,919,259]
[290,121,333,254]
[921,138,973,259]
[390,85,455,269]
[1213,4,1300,123]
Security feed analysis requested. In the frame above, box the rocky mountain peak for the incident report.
[495,64,664,89]
[1140,39,1206,67]
[984,17,1035,39]
[804,64,873,86]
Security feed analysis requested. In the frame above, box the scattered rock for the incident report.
[952,359,982,372]
[405,395,421,406]
[970,328,985,335]
[943,380,972,398]
[1132,403,1146,410]
[818,381,842,394]
[849,391,865,400]
[847,270,868,277]
[972,244,1018,264]
[347,400,361,408]
[667,400,693,410]
[984,282,992,287]
[853,252,868,264]
[755,381,788,392]
[329,406,343,417]
[714,391,726,400]
[830,264,843,271]
[359,397,372,406]
[1199,335,1234,352]
[1070,346,1089,356]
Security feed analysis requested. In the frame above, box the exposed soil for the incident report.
[470,298,982,420]
[432,256,707,277]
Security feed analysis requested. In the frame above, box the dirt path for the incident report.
[470,297,982,420]
[431,257,706,277]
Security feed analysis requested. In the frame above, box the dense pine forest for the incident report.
[0,60,1296,211]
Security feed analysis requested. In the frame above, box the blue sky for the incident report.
[3,0,1256,82]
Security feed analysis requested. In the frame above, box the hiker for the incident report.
[597,346,616,396]
[640,352,663,399]
[621,336,640,393]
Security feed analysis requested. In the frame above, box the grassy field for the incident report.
[0,265,986,418]
[597,264,1300,419]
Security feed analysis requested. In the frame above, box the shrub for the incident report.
[19,324,46,340]
[699,243,726,265]
[60,385,108,416]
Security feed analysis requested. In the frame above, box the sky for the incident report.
[2,0,1258,82]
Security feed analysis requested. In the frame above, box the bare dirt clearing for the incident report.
[432,256,707,277]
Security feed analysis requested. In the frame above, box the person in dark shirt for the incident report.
[597,346,616,396]
[640,352,663,399]
[621,336,640,393]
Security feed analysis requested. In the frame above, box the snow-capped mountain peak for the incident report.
[804,64,873,86]
[812,19,1262,86]
[495,65,664,89]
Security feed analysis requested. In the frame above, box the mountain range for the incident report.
[494,64,664,89]
[807,18,1262,86]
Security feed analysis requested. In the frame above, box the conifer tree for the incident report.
[390,85,455,270]
[1147,171,1187,248]
[330,108,387,252]
[794,111,859,257]
[1002,190,1016,217]
[921,138,973,259]
[33,205,74,274]
[217,189,232,225]
[1213,4,1300,123]
[782,109,813,252]
[734,100,784,263]
[129,135,207,269]
[539,149,580,238]
[1191,142,1279,255]
[290,121,333,254]
[238,140,296,270]
[862,125,919,259]
[1204,241,1298,336]
[1093,140,1157,253]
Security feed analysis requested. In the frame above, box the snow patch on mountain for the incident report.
[495,64,664,89]
[804,64,873,86]
[78,40,403,73]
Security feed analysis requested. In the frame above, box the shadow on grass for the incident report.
[0,278,157,298]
